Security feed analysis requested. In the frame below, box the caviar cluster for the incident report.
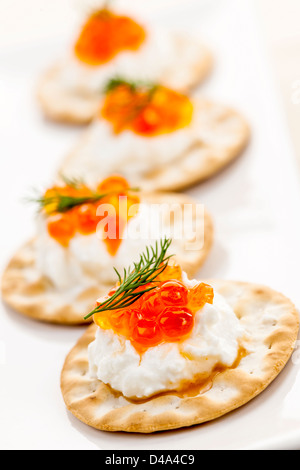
[44,176,140,256]
[94,266,214,354]
[75,9,146,66]
[101,82,194,137]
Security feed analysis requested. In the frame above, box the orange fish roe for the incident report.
[43,175,140,256]
[47,212,77,248]
[101,82,194,137]
[74,9,146,66]
[94,266,214,354]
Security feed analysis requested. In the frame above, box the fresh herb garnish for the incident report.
[30,177,139,214]
[35,192,110,213]
[103,77,158,96]
[84,238,173,320]
[59,175,85,190]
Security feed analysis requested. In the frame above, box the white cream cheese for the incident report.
[58,30,204,95]
[88,282,245,399]
[67,118,195,186]
[62,100,243,188]
[35,203,184,291]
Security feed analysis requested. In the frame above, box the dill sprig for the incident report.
[104,77,158,96]
[31,177,139,214]
[59,175,84,189]
[84,238,173,320]
[35,192,109,213]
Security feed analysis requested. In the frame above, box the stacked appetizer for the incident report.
[60,78,250,191]
[61,240,299,433]
[2,176,213,324]
[38,6,212,124]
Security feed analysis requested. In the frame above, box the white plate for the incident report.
[1,0,300,450]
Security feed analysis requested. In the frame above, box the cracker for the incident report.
[60,99,250,192]
[0,240,105,325]
[1,193,213,325]
[37,64,100,125]
[37,35,213,125]
[61,281,299,432]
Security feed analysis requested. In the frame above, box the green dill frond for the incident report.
[84,238,173,320]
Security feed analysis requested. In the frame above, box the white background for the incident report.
[1,0,300,450]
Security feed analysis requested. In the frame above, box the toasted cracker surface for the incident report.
[37,35,213,125]
[60,99,250,192]
[38,64,100,125]
[1,240,105,325]
[61,281,299,433]
[1,193,213,325]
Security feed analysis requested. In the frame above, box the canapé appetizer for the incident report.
[60,78,250,191]
[38,7,212,124]
[2,179,213,324]
[61,240,299,432]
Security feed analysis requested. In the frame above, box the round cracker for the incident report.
[1,193,213,325]
[59,99,250,193]
[1,240,107,325]
[61,280,299,433]
[37,36,213,125]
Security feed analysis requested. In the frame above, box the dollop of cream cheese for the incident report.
[62,101,241,188]
[66,118,195,187]
[88,278,245,399]
[58,30,204,95]
[35,203,187,291]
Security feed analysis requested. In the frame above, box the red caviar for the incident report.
[47,213,76,248]
[43,175,140,256]
[97,175,130,194]
[158,307,194,341]
[94,266,214,354]
[142,289,165,320]
[101,215,126,256]
[160,281,189,306]
[101,83,194,137]
[77,203,99,235]
[75,10,146,66]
